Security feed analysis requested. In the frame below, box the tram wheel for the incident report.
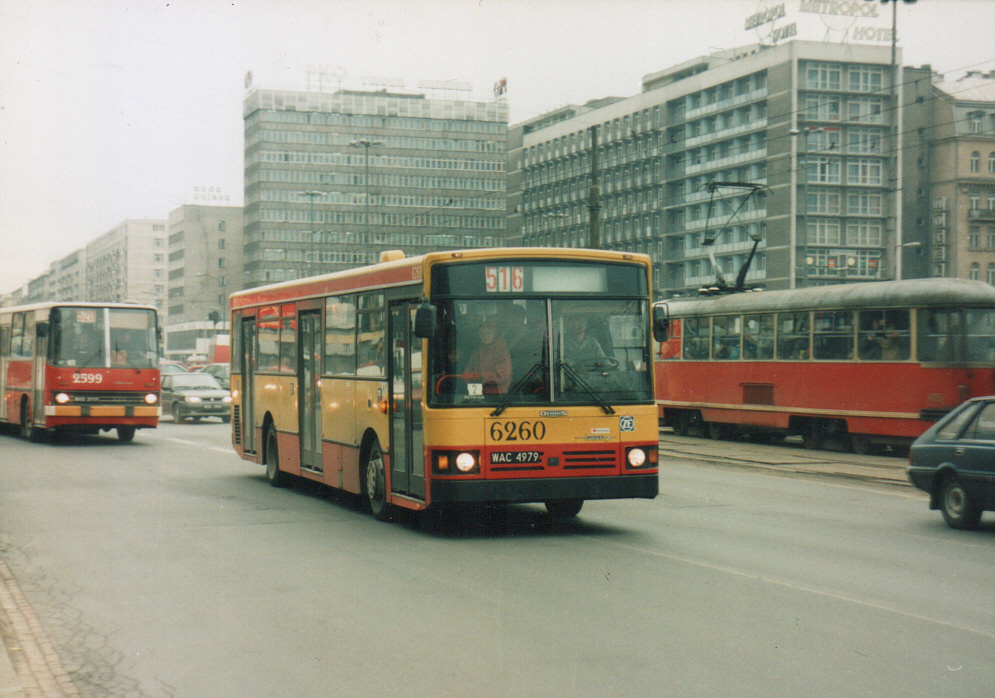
[801,422,824,450]
[706,422,726,440]
[939,475,982,530]
[670,412,688,436]
[264,427,288,488]
[850,434,872,455]
[363,439,391,521]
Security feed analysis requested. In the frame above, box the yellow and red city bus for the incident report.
[230,248,661,520]
[0,302,161,442]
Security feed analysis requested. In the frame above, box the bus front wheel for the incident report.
[117,426,136,442]
[265,427,288,488]
[363,440,391,521]
[20,401,44,443]
[545,499,583,518]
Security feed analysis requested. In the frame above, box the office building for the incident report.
[242,87,509,287]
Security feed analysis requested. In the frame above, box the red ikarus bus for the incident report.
[0,302,161,442]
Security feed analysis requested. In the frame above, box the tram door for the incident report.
[239,316,257,455]
[388,301,425,500]
[298,310,323,472]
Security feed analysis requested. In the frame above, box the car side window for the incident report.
[937,404,982,440]
[963,403,995,441]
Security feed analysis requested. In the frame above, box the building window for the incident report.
[808,218,841,245]
[969,226,980,248]
[970,263,980,281]
[970,193,981,210]
[848,66,882,93]
[989,152,995,174]
[970,151,981,173]
[806,97,841,122]
[154,238,164,248]
[848,192,883,215]
[807,156,840,184]
[218,258,226,268]
[807,189,840,214]
[218,221,226,232]
[807,63,841,91]
[218,239,226,250]
[988,263,995,286]
[846,158,882,185]
[153,254,163,263]
[847,128,881,154]
[847,220,883,246]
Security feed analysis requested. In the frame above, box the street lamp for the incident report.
[298,190,327,276]
[789,127,825,288]
[350,138,384,262]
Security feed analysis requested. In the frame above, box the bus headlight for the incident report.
[455,452,477,472]
[144,393,158,405]
[625,446,657,469]
[432,450,480,475]
[55,392,71,404]
[222,396,232,404]
[185,396,202,404]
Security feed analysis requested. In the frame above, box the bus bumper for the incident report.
[429,474,658,505]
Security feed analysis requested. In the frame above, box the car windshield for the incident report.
[171,374,223,390]
[428,298,652,407]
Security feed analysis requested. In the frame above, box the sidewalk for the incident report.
[0,557,77,697]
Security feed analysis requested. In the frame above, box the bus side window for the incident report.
[324,296,357,376]
[257,309,281,371]
[776,312,809,360]
[356,293,385,378]
[10,313,24,358]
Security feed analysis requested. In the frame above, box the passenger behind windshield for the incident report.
[561,315,605,366]
[463,320,511,394]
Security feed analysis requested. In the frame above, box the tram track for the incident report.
[658,428,912,488]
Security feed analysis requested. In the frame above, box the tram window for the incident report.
[965,308,995,362]
[858,309,910,361]
[10,313,24,358]
[659,318,682,360]
[776,312,810,360]
[324,296,357,375]
[743,314,774,360]
[712,315,742,359]
[683,317,710,360]
[813,310,854,360]
[917,308,963,362]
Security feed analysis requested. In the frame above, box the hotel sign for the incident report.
[745,0,890,45]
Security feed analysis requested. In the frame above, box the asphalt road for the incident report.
[0,420,992,697]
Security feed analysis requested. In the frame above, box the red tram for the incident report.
[653,279,995,453]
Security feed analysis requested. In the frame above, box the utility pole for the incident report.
[587,125,601,249]
[351,138,384,263]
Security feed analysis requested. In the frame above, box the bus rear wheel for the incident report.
[265,427,288,488]
[545,499,583,518]
[20,401,45,443]
[363,440,391,521]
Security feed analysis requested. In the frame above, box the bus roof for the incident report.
[230,247,652,310]
[0,301,159,316]
[656,278,995,317]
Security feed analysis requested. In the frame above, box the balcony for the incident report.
[967,208,995,221]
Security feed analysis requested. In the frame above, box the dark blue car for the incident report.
[907,396,995,530]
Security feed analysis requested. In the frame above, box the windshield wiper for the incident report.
[557,362,615,415]
[491,361,546,417]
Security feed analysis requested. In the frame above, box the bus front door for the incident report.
[239,316,257,455]
[388,301,425,501]
[298,310,322,472]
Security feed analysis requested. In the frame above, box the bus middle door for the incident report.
[298,309,323,473]
[388,300,425,501]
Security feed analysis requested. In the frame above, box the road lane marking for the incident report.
[161,437,233,455]
[605,539,995,640]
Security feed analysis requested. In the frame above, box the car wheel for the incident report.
[173,403,186,423]
[545,499,584,518]
[265,427,288,488]
[363,439,391,521]
[117,426,136,442]
[940,475,982,530]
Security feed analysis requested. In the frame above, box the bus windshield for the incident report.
[429,298,652,407]
[49,307,158,369]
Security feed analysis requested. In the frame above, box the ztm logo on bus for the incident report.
[485,266,524,293]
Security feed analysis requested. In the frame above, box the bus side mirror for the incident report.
[414,303,437,339]
[36,321,49,338]
[652,306,669,343]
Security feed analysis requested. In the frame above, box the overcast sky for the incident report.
[1,0,993,295]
